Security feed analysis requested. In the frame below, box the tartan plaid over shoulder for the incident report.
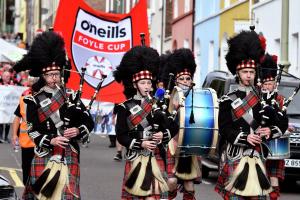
[125,96,153,131]
[37,90,65,123]
[232,91,260,121]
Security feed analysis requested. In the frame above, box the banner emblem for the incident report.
[71,9,132,87]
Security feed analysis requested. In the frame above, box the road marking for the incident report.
[9,169,24,187]
[0,166,22,172]
[0,167,24,188]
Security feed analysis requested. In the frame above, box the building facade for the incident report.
[148,0,173,54]
[171,0,194,50]
[219,0,250,71]
[14,0,27,40]
[253,0,300,75]
[193,0,250,86]
[194,0,220,86]
[149,0,164,54]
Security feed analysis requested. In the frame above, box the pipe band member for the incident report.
[14,31,94,200]
[260,54,289,200]
[161,48,200,200]
[114,46,178,200]
[214,31,285,199]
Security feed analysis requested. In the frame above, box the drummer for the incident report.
[260,53,289,200]
[162,48,199,200]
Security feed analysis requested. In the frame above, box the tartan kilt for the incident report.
[22,146,80,200]
[215,159,267,200]
[166,148,176,178]
[266,159,285,180]
[121,148,168,200]
[166,148,201,183]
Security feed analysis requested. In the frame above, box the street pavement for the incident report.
[1,134,300,200]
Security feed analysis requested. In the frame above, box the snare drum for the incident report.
[168,87,219,157]
[267,135,290,159]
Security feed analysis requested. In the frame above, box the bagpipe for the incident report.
[59,56,107,144]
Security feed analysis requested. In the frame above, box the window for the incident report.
[184,0,190,13]
[110,0,114,12]
[174,0,178,19]
[275,38,280,58]
[183,39,189,48]
[209,79,226,98]
[159,0,163,9]
[126,0,130,13]
[106,0,110,12]
[151,0,156,13]
[220,33,228,71]
[292,33,299,71]
[211,0,216,14]
[194,38,201,87]
[208,41,214,72]
[173,40,177,50]
[156,35,161,54]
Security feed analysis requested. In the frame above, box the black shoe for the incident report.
[109,143,116,148]
[114,153,122,161]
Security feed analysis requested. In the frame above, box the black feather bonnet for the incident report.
[113,45,159,98]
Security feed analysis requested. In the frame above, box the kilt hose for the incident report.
[121,148,168,200]
[266,159,285,180]
[215,159,268,200]
[22,146,80,200]
[166,148,201,183]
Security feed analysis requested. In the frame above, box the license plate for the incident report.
[285,159,300,168]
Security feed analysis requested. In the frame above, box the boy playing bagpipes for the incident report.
[14,31,94,200]
[214,30,287,199]
[114,45,179,200]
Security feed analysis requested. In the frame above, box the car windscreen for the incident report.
[278,85,300,115]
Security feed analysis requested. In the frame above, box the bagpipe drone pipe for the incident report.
[60,57,107,144]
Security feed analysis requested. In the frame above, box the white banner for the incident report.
[0,86,28,124]
[82,99,115,135]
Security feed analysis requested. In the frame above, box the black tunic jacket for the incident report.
[115,98,179,160]
[24,88,94,157]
